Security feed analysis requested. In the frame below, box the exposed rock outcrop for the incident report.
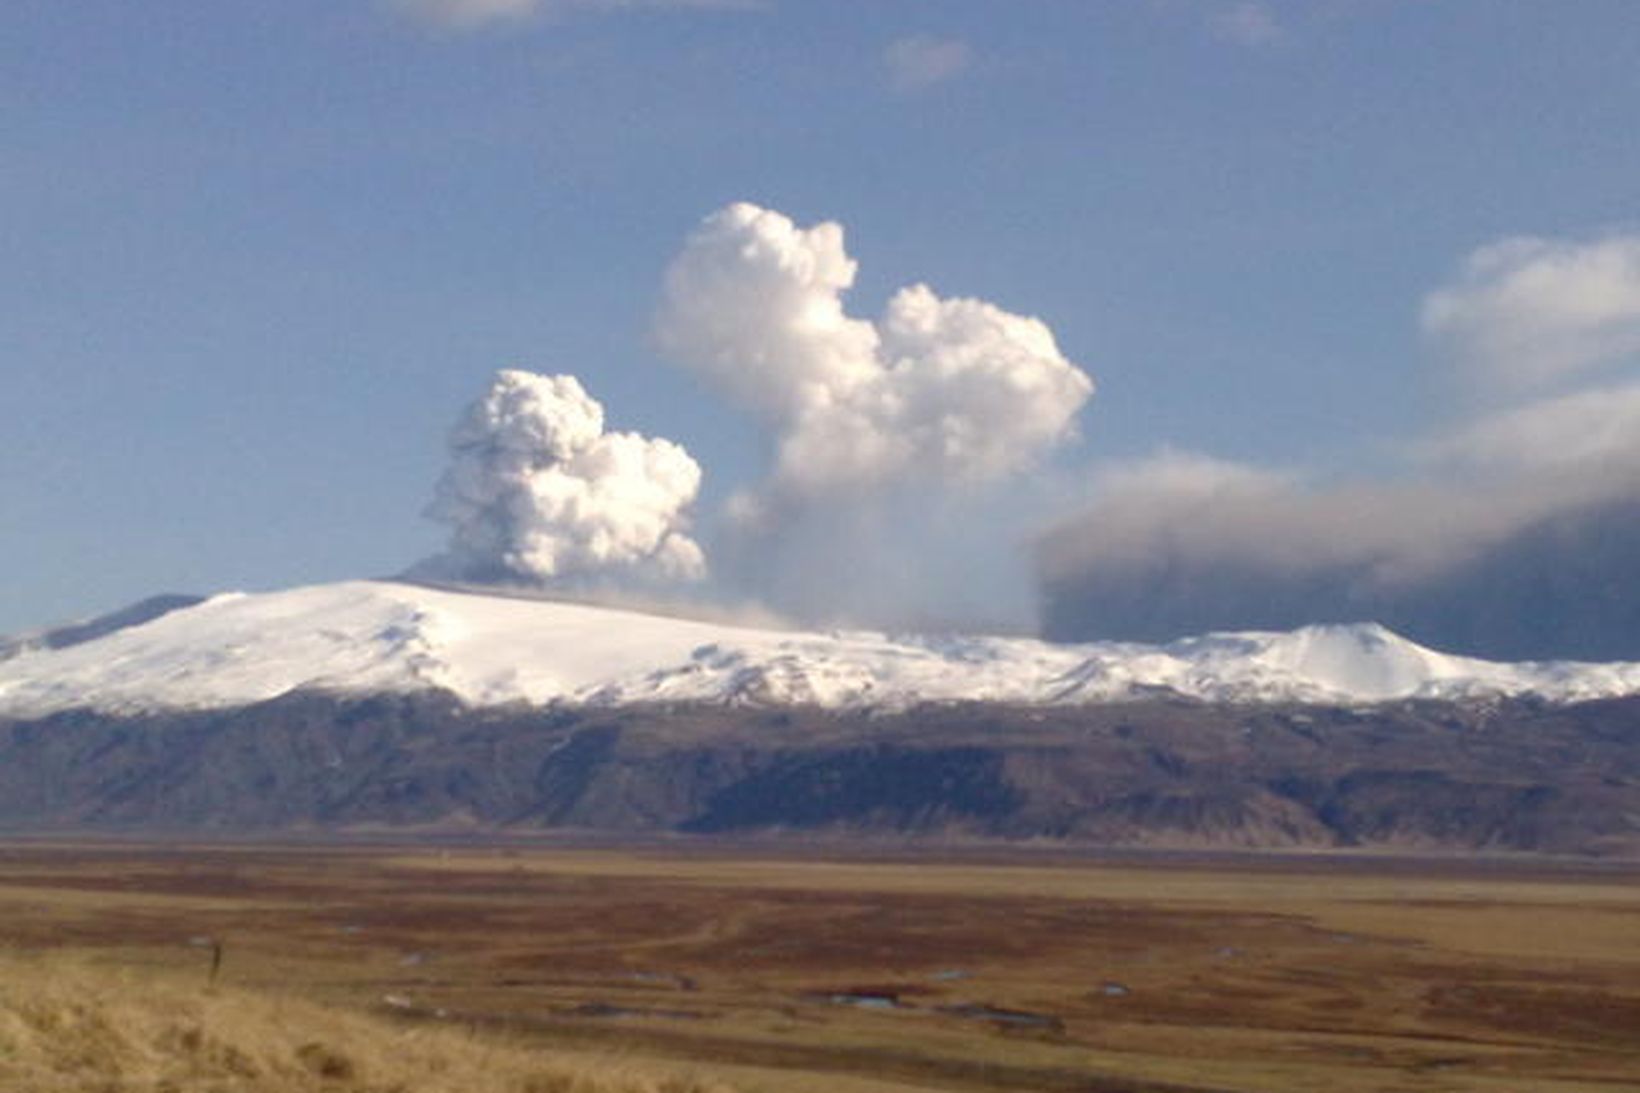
[1,694,1636,855]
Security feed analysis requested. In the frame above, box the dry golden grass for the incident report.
[0,953,737,1093]
[0,842,1637,1092]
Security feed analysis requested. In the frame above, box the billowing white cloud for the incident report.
[1422,233,1640,392]
[655,202,1094,500]
[420,370,705,585]
[392,0,755,30]
[883,35,973,91]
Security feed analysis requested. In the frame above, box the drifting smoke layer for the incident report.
[420,370,705,586]
[656,202,1094,500]
[1036,451,1640,660]
[1039,232,1640,661]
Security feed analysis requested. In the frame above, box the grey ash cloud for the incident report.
[1037,232,1640,661]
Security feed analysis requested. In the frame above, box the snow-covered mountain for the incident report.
[3,579,1639,719]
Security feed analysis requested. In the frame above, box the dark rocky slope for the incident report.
[2,693,1637,855]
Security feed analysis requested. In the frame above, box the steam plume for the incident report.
[656,202,1094,500]
[420,370,705,586]
[653,202,1093,626]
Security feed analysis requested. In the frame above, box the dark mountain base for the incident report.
[3,693,1638,855]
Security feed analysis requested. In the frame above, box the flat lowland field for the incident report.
[0,839,1635,1093]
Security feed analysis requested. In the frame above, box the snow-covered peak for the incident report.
[1166,622,1480,702]
[0,580,1637,718]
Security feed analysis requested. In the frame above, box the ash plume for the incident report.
[418,369,705,587]
[1037,231,1640,660]
[1035,449,1640,660]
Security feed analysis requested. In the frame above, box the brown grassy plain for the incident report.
[0,839,1635,1092]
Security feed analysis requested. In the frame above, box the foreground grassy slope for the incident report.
[0,955,734,1093]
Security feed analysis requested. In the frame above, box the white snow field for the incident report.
[2,579,1639,717]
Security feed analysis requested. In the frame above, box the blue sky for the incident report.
[5,1,1639,636]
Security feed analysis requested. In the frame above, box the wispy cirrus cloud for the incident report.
[1209,2,1287,48]
[883,34,973,92]
[1422,232,1640,394]
[391,0,760,31]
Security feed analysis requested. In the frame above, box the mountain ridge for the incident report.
[3,579,1639,719]
[2,580,1637,855]
[1,690,1635,856]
